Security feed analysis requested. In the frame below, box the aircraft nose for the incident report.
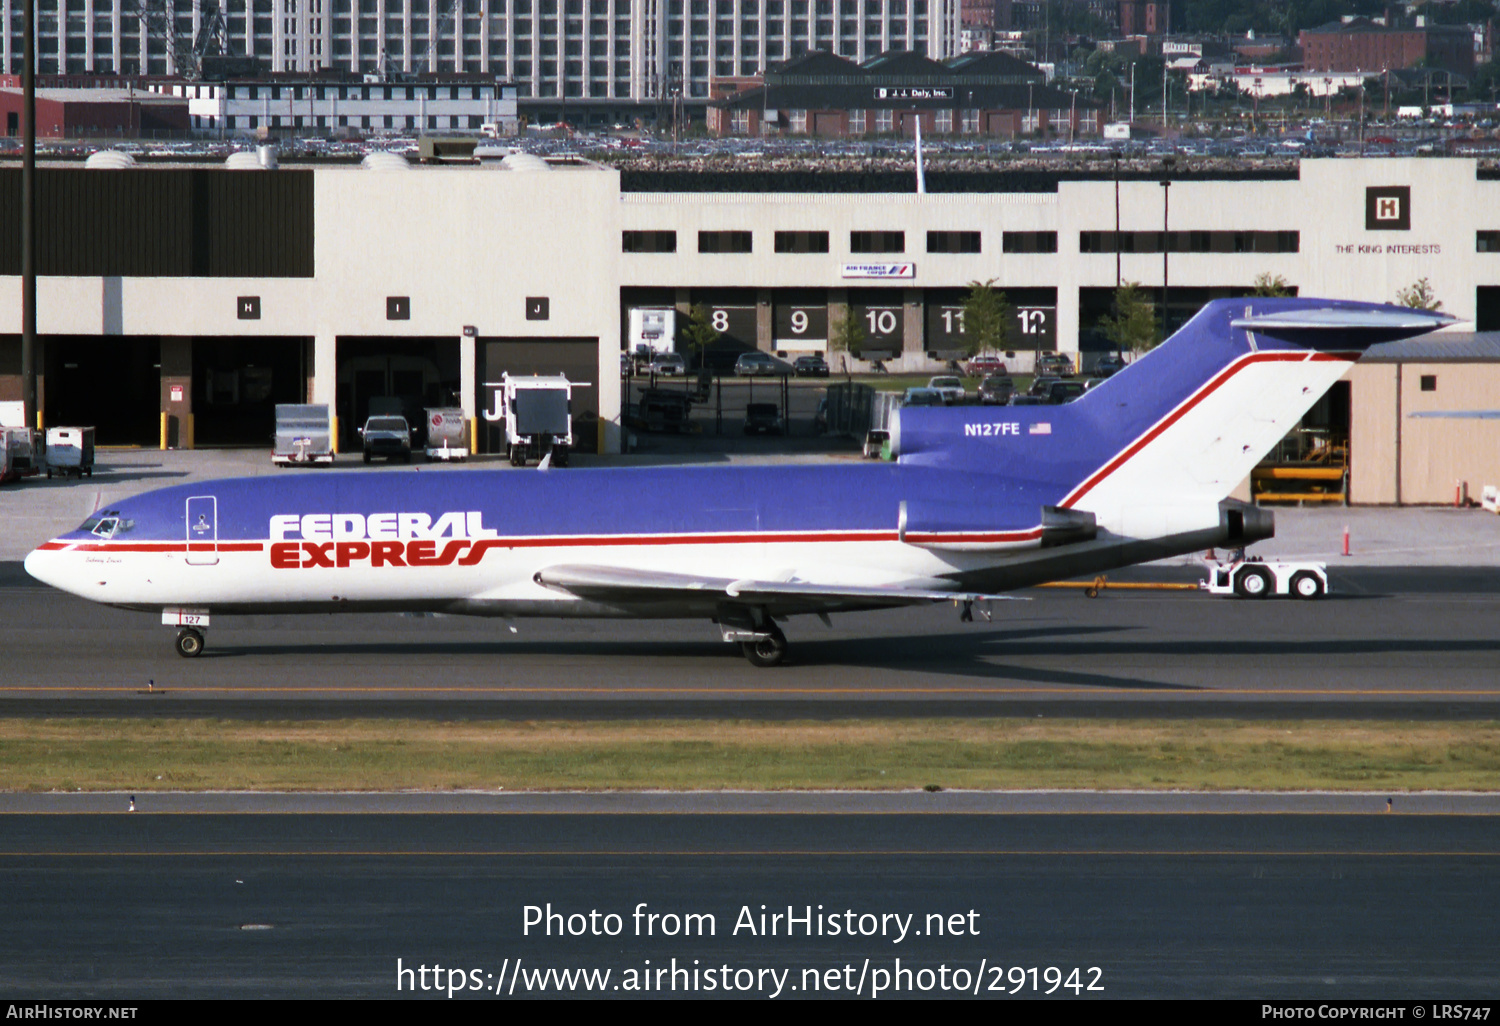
[23,543,70,593]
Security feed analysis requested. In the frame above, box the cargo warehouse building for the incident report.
[2,155,1500,503]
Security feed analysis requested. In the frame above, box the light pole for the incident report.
[21,0,36,431]
[1112,151,1121,290]
[1160,157,1174,341]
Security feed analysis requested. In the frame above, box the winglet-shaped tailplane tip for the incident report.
[1231,306,1457,349]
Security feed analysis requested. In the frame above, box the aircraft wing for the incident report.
[533,564,1017,608]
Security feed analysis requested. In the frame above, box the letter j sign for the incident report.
[1366,186,1410,231]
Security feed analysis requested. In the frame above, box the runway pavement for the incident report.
[2,802,1496,999]
[6,451,1500,1000]
[2,562,1498,718]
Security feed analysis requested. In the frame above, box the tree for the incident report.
[679,304,720,369]
[828,304,867,375]
[1396,278,1443,311]
[1253,272,1293,297]
[1098,282,1161,354]
[959,279,1014,360]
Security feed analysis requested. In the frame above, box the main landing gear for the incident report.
[718,609,789,667]
[174,627,205,658]
[740,621,788,668]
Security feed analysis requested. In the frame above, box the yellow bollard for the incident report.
[185,413,194,450]
[330,416,339,455]
[160,412,169,450]
[469,417,479,456]
[597,419,606,456]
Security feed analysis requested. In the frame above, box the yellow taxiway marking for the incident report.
[3,685,1500,696]
[3,810,1498,817]
[1,849,1496,858]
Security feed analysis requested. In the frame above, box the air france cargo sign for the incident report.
[842,263,915,279]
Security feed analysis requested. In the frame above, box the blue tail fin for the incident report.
[891,297,1453,514]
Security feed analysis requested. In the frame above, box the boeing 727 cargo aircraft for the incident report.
[25,298,1452,665]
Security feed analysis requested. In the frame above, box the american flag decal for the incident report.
[1029,422,1052,435]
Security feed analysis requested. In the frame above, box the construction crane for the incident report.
[128,0,234,79]
[424,0,461,75]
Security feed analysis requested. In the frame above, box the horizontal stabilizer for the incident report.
[1040,505,1097,547]
[1231,307,1455,347]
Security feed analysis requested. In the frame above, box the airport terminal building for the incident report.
[1,155,1498,501]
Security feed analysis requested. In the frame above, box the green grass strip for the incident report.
[2,718,1498,792]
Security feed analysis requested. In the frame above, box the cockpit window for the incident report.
[79,510,131,539]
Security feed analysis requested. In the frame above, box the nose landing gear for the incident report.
[174,627,206,658]
[163,610,210,658]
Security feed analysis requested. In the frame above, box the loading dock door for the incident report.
[185,496,219,566]
[480,338,600,454]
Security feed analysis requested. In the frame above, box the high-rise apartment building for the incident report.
[2,0,959,103]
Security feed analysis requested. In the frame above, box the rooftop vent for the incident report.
[361,151,412,172]
[500,152,550,173]
[84,150,136,169]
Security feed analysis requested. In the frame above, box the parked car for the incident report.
[1093,353,1126,377]
[359,414,415,463]
[965,354,1009,377]
[628,389,695,433]
[927,376,966,404]
[1027,375,1062,397]
[1036,352,1075,378]
[649,352,686,376]
[902,387,945,407]
[744,402,784,435]
[978,374,1015,405]
[734,351,783,376]
[1042,380,1088,404]
[793,355,830,378]
[1008,394,1049,406]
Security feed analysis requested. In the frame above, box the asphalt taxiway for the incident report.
[2,796,1496,999]
[2,562,1499,718]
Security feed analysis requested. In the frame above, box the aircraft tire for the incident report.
[741,624,787,667]
[1290,571,1325,600]
[175,628,205,659]
[1234,565,1273,599]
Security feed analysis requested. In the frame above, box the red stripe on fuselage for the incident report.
[35,541,266,553]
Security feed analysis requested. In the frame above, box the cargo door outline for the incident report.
[185,496,219,565]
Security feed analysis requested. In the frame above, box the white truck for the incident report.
[44,426,94,478]
[423,408,469,461]
[484,373,583,467]
[1201,554,1329,599]
[272,405,335,466]
[627,307,677,369]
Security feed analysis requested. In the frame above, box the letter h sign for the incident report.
[1365,186,1410,231]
